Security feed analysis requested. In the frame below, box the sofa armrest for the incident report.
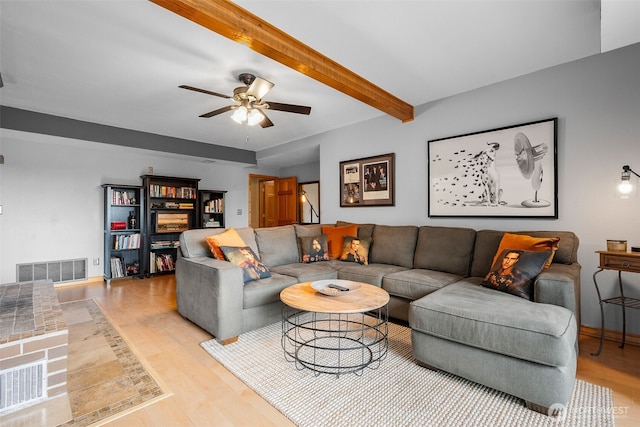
[533,263,581,327]
[176,256,245,343]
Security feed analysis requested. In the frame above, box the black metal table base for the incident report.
[281,308,388,377]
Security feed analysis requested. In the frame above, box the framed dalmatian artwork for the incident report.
[428,118,557,218]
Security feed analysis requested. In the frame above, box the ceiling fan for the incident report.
[179,73,311,128]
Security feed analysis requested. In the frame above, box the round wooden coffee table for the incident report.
[280,281,389,377]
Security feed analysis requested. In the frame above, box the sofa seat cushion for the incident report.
[336,263,408,286]
[409,281,576,367]
[382,269,463,301]
[243,273,299,309]
[270,263,338,282]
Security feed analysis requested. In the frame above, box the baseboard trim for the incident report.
[580,325,640,347]
[53,275,104,288]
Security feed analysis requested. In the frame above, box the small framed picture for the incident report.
[340,153,394,207]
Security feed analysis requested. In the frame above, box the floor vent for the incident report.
[16,258,87,283]
[0,361,47,414]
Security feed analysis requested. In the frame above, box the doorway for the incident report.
[248,174,299,228]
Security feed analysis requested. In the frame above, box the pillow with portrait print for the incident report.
[205,228,247,260]
[492,233,560,269]
[322,224,358,259]
[299,235,330,263]
[220,246,271,283]
[339,236,371,265]
[481,248,552,300]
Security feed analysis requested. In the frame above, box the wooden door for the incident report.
[276,177,298,226]
[261,180,277,227]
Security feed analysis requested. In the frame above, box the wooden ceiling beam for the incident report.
[150,0,414,123]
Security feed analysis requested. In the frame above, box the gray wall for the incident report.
[315,43,640,333]
[1,42,638,335]
[0,130,278,283]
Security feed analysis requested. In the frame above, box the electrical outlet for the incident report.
[93,258,100,266]
[147,166,153,174]
[237,208,242,215]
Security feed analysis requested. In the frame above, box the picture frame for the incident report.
[428,118,557,218]
[340,153,395,207]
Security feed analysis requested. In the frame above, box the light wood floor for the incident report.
[53,275,639,426]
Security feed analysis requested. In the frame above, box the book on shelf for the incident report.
[204,198,223,213]
[149,184,197,199]
[110,257,140,278]
[112,190,137,205]
[112,233,141,250]
[110,256,125,278]
[150,252,174,273]
[150,240,180,249]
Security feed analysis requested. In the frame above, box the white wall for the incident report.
[0,129,278,283]
[316,43,640,333]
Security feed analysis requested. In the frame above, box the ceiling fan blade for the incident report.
[199,105,234,118]
[266,102,311,115]
[259,111,274,128]
[246,77,274,100]
[179,85,231,99]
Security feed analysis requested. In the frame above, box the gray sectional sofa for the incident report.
[176,222,580,415]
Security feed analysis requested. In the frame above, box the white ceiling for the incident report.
[1,1,639,168]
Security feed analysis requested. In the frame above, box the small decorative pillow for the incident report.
[481,249,552,300]
[205,228,247,260]
[299,235,330,263]
[220,246,271,283]
[322,224,358,259]
[339,236,371,265]
[492,233,560,269]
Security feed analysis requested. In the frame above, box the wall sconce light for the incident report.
[618,165,639,198]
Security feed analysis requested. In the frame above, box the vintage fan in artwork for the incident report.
[514,132,549,207]
[179,73,311,128]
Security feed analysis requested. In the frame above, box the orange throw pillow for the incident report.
[205,228,247,259]
[322,224,358,259]
[492,232,560,269]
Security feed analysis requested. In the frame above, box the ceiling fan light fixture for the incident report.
[231,106,248,124]
[247,108,265,126]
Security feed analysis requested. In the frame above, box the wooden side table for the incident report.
[591,250,640,356]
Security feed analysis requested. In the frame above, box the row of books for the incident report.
[109,257,140,278]
[111,190,137,205]
[112,233,141,250]
[204,198,224,213]
[150,240,180,249]
[150,253,174,273]
[159,201,194,209]
[149,185,197,199]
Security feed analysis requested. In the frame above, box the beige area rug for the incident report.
[59,299,168,426]
[201,320,615,427]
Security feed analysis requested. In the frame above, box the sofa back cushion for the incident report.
[370,225,418,268]
[336,221,375,239]
[179,227,257,258]
[255,225,300,267]
[470,230,579,277]
[414,226,476,276]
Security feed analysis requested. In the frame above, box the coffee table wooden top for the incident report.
[280,282,389,314]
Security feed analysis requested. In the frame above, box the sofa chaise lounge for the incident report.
[176,222,580,414]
